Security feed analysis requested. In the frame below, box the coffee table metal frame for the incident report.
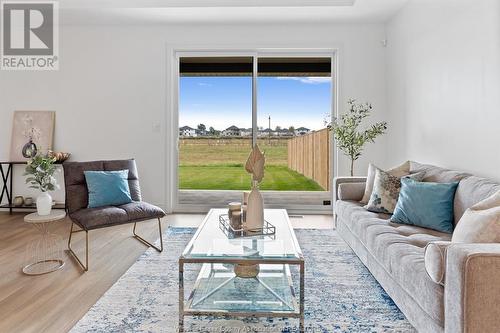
[178,209,304,332]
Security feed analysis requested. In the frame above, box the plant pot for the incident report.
[36,192,52,216]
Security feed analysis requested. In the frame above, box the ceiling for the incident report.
[59,0,409,25]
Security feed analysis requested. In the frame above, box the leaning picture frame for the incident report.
[10,111,55,162]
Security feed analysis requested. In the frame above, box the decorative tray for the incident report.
[219,214,276,239]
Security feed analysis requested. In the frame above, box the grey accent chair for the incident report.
[63,159,165,271]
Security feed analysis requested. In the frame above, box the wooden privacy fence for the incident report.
[287,128,332,191]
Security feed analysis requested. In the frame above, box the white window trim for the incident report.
[165,45,341,214]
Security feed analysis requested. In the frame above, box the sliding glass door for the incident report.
[178,57,253,191]
[175,51,335,213]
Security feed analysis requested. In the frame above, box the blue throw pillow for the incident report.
[84,170,132,208]
[391,178,459,233]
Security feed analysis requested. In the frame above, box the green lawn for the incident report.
[178,138,325,191]
[179,164,324,191]
[179,138,288,166]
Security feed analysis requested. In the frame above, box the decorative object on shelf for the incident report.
[0,162,65,214]
[228,202,242,230]
[47,150,71,163]
[234,262,260,278]
[244,145,265,231]
[327,99,387,176]
[219,214,276,239]
[234,242,261,278]
[22,139,37,158]
[24,153,59,216]
[10,111,55,162]
[219,212,276,279]
[231,211,242,230]
[241,204,247,223]
[243,191,250,205]
[13,195,24,207]
[24,197,34,206]
[242,191,249,222]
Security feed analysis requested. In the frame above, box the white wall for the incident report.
[385,0,500,180]
[0,22,389,211]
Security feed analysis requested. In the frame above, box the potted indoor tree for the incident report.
[328,99,388,176]
[24,153,59,216]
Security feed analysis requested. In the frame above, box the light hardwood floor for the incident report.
[0,212,333,333]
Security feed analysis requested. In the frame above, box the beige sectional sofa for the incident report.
[334,161,500,333]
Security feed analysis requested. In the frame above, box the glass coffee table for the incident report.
[179,209,304,331]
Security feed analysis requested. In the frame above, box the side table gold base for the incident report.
[22,259,65,276]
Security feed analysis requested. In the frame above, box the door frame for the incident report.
[165,45,341,214]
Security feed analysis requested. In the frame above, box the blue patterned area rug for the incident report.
[71,228,415,333]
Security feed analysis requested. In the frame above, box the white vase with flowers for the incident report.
[24,153,59,216]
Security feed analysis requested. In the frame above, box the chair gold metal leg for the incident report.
[133,218,163,252]
[67,222,89,271]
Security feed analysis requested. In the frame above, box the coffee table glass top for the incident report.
[181,209,302,261]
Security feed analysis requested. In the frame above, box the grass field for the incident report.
[179,164,324,191]
[179,138,288,166]
[179,138,324,191]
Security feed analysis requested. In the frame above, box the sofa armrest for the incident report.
[445,243,500,333]
[338,183,366,201]
[333,177,367,202]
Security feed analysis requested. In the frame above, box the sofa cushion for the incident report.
[335,200,391,221]
[410,162,500,224]
[390,245,446,325]
[119,201,166,221]
[335,200,391,245]
[452,190,500,243]
[70,206,129,230]
[391,178,459,233]
[365,223,451,273]
[453,176,500,223]
[363,221,450,325]
[366,170,425,214]
[366,168,403,214]
[424,241,451,285]
[409,161,470,183]
[361,161,410,204]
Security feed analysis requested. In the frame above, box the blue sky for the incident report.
[179,76,331,131]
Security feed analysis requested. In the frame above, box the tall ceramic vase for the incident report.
[36,191,52,216]
[246,180,264,231]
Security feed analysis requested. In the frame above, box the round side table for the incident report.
[23,210,66,276]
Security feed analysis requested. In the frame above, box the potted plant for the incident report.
[24,153,59,216]
[328,99,388,176]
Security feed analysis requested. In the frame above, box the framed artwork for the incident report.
[10,111,55,161]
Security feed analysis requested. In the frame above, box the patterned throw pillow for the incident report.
[366,169,424,214]
[360,161,410,204]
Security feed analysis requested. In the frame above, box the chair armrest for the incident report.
[333,177,367,202]
[445,243,500,333]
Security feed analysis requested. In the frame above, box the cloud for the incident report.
[198,82,213,87]
[275,77,331,84]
